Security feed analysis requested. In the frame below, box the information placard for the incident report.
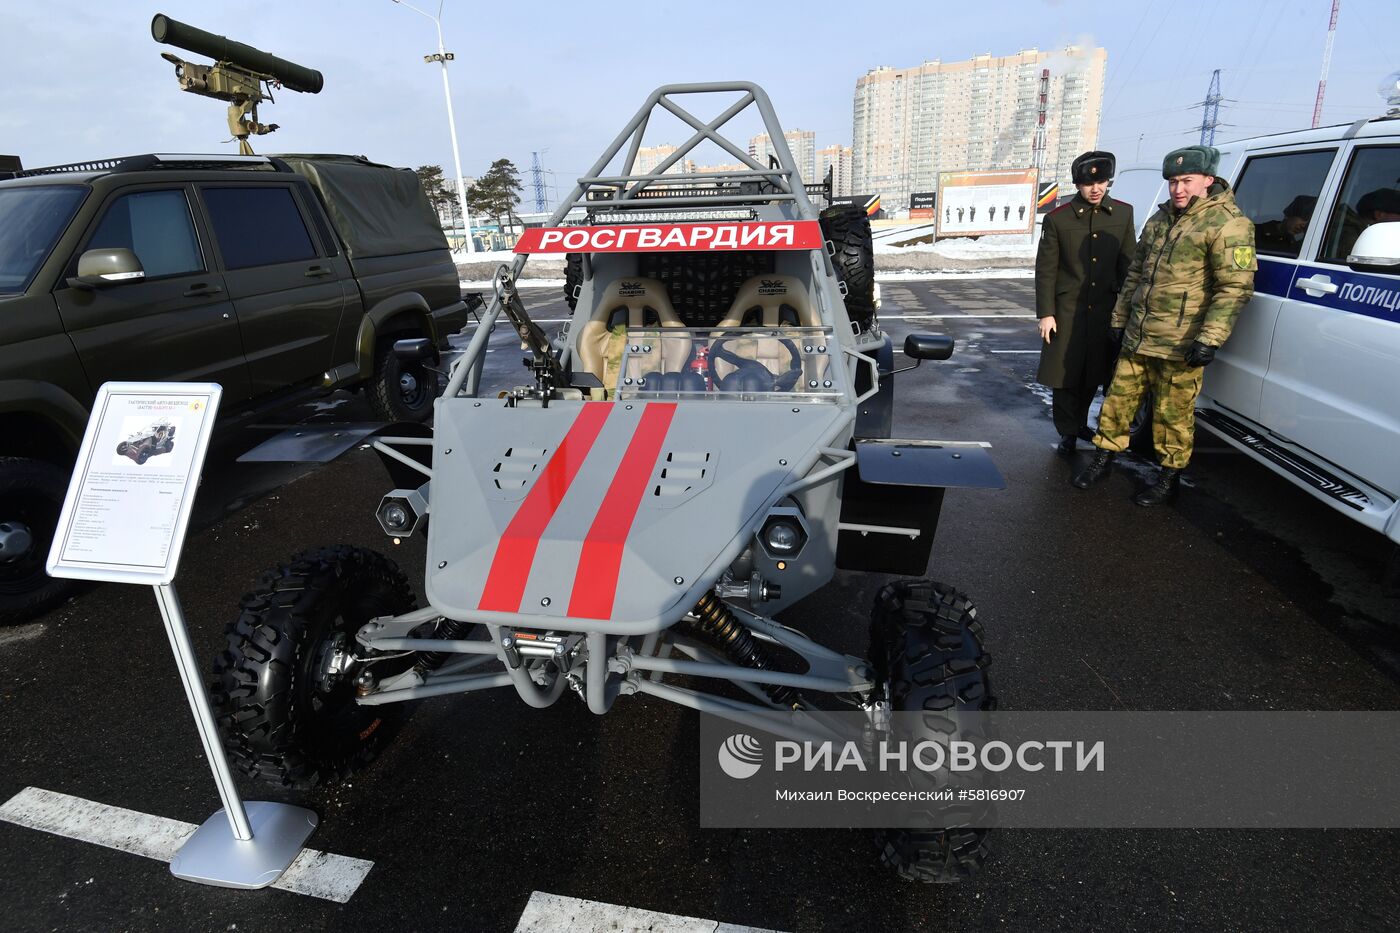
[47,382,222,585]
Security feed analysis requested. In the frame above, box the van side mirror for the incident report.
[904,334,955,361]
[67,248,145,290]
[1347,221,1400,273]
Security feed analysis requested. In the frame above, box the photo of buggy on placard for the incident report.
[115,420,177,466]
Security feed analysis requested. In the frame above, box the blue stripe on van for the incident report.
[1253,256,1400,325]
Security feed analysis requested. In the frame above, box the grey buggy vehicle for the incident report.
[116,421,176,465]
[210,83,1004,882]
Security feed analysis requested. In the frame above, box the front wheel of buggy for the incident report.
[869,579,995,883]
[211,546,418,790]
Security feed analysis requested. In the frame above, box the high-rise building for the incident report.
[815,145,853,196]
[633,144,695,176]
[851,47,1107,212]
[749,129,818,184]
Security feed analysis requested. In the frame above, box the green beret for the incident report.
[1162,145,1221,178]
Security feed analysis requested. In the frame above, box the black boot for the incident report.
[1133,467,1180,507]
[1071,450,1114,489]
[1056,434,1077,456]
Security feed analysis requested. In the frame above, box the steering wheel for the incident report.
[707,331,804,393]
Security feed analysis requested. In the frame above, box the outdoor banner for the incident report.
[935,169,1039,237]
[47,382,222,586]
[909,191,936,220]
[514,221,823,254]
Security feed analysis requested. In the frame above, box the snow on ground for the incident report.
[874,232,1034,260]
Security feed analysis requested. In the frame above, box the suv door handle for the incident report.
[305,265,332,278]
[1295,275,1338,297]
[183,282,223,297]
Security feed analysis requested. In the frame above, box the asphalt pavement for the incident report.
[1,278,1397,932]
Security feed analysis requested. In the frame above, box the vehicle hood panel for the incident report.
[424,398,845,628]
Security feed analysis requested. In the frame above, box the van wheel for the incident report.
[369,339,437,423]
[210,546,417,789]
[0,458,79,625]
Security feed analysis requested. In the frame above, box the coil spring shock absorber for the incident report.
[413,617,473,674]
[680,592,799,707]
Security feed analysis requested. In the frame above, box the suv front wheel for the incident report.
[0,457,78,624]
[368,338,438,423]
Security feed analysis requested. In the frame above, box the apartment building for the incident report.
[816,144,853,196]
[851,47,1107,212]
[749,129,818,185]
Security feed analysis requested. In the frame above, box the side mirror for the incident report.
[904,334,955,361]
[1347,221,1400,273]
[67,248,145,290]
[393,337,438,364]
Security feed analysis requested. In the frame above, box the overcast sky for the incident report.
[3,0,1396,205]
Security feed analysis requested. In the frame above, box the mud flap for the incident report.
[836,440,1003,575]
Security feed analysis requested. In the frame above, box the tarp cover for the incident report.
[276,154,448,260]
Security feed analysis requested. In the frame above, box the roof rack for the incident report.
[8,152,285,178]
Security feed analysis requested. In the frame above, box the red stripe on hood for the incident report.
[477,403,612,612]
[567,403,677,620]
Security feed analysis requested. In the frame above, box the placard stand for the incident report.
[154,583,317,888]
[47,383,315,889]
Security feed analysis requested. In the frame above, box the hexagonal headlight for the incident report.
[376,486,429,538]
[758,507,808,561]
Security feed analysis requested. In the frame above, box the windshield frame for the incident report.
[0,183,90,296]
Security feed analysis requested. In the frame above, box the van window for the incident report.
[1232,150,1334,259]
[86,189,204,279]
[1318,147,1400,263]
[202,186,317,270]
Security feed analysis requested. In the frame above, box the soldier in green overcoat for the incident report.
[1072,144,1257,506]
[1035,150,1136,454]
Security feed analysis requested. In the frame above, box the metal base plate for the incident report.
[170,802,318,889]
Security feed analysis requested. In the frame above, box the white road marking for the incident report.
[0,787,373,904]
[0,622,45,648]
[989,349,1041,353]
[513,891,787,933]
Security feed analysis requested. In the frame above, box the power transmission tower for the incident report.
[1312,0,1341,128]
[530,150,549,213]
[1198,69,1223,146]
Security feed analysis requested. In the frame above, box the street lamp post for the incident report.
[393,0,475,255]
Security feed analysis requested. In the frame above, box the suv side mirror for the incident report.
[1347,221,1400,273]
[67,248,145,290]
[904,334,955,361]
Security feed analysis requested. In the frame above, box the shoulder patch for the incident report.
[1231,246,1256,270]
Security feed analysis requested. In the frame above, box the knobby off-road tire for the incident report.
[819,204,876,330]
[368,339,437,423]
[564,253,583,311]
[869,579,996,883]
[0,457,78,625]
[211,546,417,789]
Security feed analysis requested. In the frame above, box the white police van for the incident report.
[1111,93,1400,549]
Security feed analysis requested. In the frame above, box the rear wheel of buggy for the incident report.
[210,545,417,790]
[868,579,995,883]
[819,204,876,331]
[564,253,583,311]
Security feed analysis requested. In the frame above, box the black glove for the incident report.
[1110,327,1125,352]
[1184,340,1216,367]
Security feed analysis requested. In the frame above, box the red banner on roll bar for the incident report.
[514,221,824,254]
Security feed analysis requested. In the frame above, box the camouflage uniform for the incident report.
[1093,178,1256,468]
